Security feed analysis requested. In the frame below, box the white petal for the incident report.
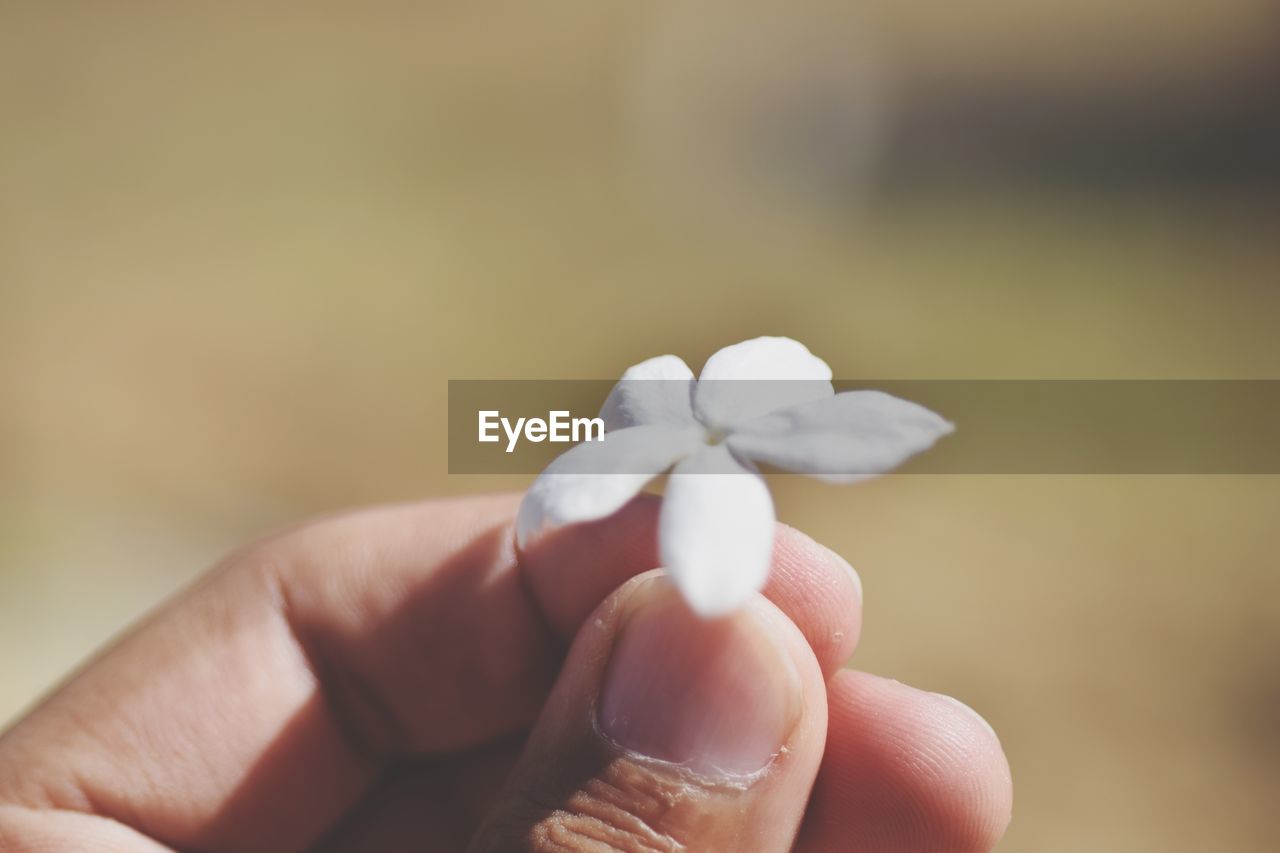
[659,444,776,617]
[598,354,698,431]
[693,336,835,429]
[516,424,703,548]
[727,390,954,482]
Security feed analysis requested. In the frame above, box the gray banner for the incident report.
[448,380,1280,474]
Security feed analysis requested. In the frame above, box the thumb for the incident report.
[469,571,828,852]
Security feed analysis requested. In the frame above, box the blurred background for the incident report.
[2,1,1278,850]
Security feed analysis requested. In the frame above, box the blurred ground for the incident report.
[2,2,1278,851]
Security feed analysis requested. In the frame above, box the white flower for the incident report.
[515,336,953,617]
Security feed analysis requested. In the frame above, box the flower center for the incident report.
[705,426,731,446]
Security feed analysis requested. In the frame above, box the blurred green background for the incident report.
[2,2,1278,850]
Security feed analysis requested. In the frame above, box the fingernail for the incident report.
[823,546,862,603]
[598,581,801,777]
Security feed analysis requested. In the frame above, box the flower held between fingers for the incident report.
[516,337,953,617]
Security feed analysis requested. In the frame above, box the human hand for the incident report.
[0,493,1011,851]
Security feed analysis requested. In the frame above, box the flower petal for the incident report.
[693,336,834,429]
[516,424,703,548]
[727,390,954,482]
[659,444,776,617]
[598,354,698,431]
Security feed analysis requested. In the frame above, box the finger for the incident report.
[796,670,1013,853]
[520,493,862,676]
[0,494,536,852]
[470,572,828,852]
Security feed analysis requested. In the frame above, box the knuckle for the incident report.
[479,757,730,852]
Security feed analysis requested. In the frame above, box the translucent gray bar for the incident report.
[448,380,1280,474]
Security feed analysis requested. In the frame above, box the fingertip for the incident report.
[916,689,1013,848]
[927,691,1006,755]
[518,493,664,635]
[835,549,863,605]
[799,671,1012,853]
[765,525,863,676]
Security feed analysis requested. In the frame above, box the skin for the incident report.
[0,492,1012,851]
